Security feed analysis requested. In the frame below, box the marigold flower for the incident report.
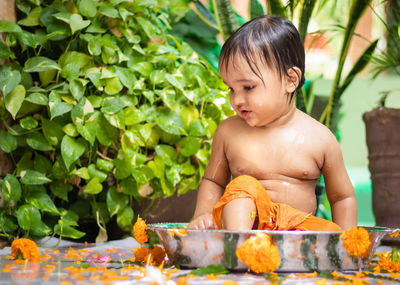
[340,226,371,259]
[376,250,400,272]
[133,246,165,266]
[133,217,149,245]
[10,238,41,261]
[236,233,280,273]
[134,247,150,263]
[150,246,166,266]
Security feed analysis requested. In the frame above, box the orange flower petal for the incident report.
[10,238,41,262]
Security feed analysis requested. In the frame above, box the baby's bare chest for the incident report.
[225,133,322,181]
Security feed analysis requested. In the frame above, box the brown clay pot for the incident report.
[363,107,400,242]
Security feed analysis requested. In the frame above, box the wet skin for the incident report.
[189,55,357,230]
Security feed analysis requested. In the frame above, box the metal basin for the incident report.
[148,223,393,272]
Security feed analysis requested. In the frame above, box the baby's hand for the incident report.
[188,214,218,229]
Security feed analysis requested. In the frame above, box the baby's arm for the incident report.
[322,134,357,230]
[188,123,231,229]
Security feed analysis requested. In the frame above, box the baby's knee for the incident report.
[221,198,256,230]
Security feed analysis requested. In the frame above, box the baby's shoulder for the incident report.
[295,110,338,144]
[216,115,245,132]
[296,110,332,132]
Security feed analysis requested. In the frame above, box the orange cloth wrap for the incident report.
[212,175,342,231]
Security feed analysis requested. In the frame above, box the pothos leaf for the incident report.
[61,135,86,169]
[189,264,230,276]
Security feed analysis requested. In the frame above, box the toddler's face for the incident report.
[220,55,294,128]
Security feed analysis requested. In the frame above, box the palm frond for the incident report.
[266,0,287,17]
[249,0,265,19]
[212,0,239,41]
[192,1,219,30]
[298,0,318,43]
[323,0,373,130]
[338,39,378,93]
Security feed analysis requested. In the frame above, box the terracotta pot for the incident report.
[363,107,400,243]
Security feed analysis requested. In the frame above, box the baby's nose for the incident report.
[231,93,245,108]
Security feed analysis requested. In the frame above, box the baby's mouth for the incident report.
[240,110,250,117]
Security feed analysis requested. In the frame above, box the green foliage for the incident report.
[0,0,228,241]
[371,0,400,78]
[189,264,229,276]
[320,0,376,132]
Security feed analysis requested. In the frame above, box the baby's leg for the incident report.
[222,197,256,230]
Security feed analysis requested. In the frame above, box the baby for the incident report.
[188,15,357,231]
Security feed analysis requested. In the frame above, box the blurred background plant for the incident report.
[0,0,231,242]
[371,0,400,80]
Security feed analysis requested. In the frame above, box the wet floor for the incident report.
[0,237,398,284]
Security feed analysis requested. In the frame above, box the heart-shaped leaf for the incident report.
[0,130,17,153]
[20,170,52,185]
[61,135,86,169]
[106,187,128,217]
[1,174,21,202]
[15,205,41,230]
[5,85,25,119]
[24,56,60,72]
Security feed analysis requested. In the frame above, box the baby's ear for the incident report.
[285,67,301,93]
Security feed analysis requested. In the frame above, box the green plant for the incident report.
[320,0,378,132]
[371,0,400,78]
[0,0,230,242]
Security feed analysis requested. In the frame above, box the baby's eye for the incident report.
[244,85,255,91]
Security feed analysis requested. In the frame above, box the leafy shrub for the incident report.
[0,0,230,241]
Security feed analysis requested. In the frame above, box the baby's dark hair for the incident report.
[219,15,305,101]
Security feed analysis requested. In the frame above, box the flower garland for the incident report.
[236,232,280,273]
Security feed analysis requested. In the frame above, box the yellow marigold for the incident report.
[134,247,150,263]
[133,217,149,245]
[10,238,41,261]
[377,251,400,272]
[236,233,280,273]
[340,226,371,259]
[150,245,166,266]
